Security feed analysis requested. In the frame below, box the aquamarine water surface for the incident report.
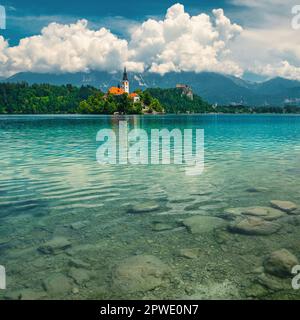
[0,114,300,300]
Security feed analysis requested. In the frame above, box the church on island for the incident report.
[108,68,140,103]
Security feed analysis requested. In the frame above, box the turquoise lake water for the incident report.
[0,114,300,299]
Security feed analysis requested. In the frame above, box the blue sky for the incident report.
[0,0,299,81]
[1,0,233,43]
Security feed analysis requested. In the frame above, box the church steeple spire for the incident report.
[122,67,129,93]
[123,67,128,81]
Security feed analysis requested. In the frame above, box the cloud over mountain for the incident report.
[129,4,242,76]
[228,0,300,80]
[0,2,299,80]
[0,20,134,76]
[0,3,243,77]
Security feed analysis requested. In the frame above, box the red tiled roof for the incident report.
[108,87,125,95]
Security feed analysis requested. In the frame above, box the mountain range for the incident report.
[4,71,300,107]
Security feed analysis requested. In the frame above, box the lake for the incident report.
[0,114,300,299]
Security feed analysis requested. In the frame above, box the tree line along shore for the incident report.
[0,82,300,115]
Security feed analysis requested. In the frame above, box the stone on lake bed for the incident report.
[169,197,196,204]
[279,215,300,226]
[229,217,281,235]
[241,207,285,221]
[246,187,269,193]
[68,268,91,285]
[70,220,89,230]
[127,201,161,214]
[182,280,240,300]
[43,274,73,295]
[72,287,80,294]
[178,248,200,259]
[19,289,46,300]
[69,257,91,269]
[223,206,284,221]
[263,249,299,278]
[255,273,290,291]
[151,222,174,232]
[184,203,201,211]
[270,200,298,213]
[38,237,71,255]
[112,255,169,293]
[222,207,244,219]
[182,216,226,234]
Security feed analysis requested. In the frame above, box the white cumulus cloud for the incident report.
[0,3,244,77]
[0,19,142,77]
[227,0,300,80]
[129,3,243,75]
[1,2,300,80]
[251,61,300,80]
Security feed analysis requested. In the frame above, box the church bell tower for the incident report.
[122,67,129,94]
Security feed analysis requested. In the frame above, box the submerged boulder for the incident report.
[68,257,91,269]
[263,249,298,278]
[169,197,196,204]
[43,274,72,295]
[70,220,89,230]
[222,207,244,220]
[127,201,161,214]
[182,216,226,234]
[178,248,200,259]
[151,222,174,232]
[279,215,300,226]
[223,206,284,221]
[38,237,71,255]
[246,187,269,193]
[112,255,169,293]
[68,268,91,285]
[241,207,285,221]
[255,273,290,291]
[229,217,281,235]
[270,200,298,213]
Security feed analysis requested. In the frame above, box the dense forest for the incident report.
[0,82,300,114]
[0,83,163,115]
[147,88,300,114]
[0,83,98,114]
[145,88,211,113]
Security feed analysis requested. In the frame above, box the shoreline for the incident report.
[0,113,300,117]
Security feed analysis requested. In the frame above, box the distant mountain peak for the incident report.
[3,71,300,107]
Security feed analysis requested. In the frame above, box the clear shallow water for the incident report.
[0,114,300,299]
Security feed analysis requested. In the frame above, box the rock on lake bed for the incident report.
[112,255,170,293]
[182,216,226,234]
[270,200,298,213]
[127,201,161,214]
[229,217,281,235]
[223,207,285,221]
[38,237,71,255]
[264,249,299,278]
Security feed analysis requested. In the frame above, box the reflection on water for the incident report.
[0,114,300,300]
